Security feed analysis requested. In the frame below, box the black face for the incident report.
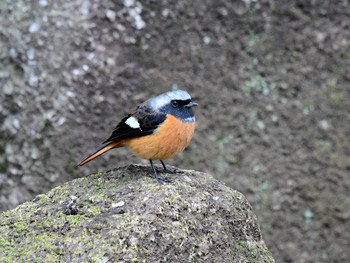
[160,99,195,122]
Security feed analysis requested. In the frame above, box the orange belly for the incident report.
[123,114,195,160]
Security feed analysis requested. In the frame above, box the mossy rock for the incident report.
[0,165,274,262]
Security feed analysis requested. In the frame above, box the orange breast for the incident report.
[123,114,195,160]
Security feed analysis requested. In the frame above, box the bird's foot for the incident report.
[149,160,171,183]
[162,167,176,174]
[160,160,177,175]
[148,172,171,182]
[155,174,171,182]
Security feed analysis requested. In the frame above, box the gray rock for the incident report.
[0,165,274,262]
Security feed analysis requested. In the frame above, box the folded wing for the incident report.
[103,111,167,143]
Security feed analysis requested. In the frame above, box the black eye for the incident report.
[172,100,179,107]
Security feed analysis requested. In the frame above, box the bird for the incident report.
[76,90,197,182]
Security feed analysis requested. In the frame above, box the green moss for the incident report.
[235,240,273,261]
[13,221,27,231]
[87,205,100,215]
[241,75,277,97]
[66,214,90,225]
[331,152,350,168]
[0,162,7,173]
[331,93,342,103]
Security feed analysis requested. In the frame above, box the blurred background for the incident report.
[1,0,349,262]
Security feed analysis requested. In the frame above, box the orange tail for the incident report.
[76,141,123,167]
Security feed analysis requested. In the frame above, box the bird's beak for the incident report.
[185,102,198,108]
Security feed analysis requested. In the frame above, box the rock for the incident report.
[0,165,274,262]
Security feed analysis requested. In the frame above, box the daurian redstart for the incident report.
[77,90,197,181]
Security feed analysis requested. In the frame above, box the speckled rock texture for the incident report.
[0,165,274,262]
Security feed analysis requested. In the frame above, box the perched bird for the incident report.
[77,90,197,182]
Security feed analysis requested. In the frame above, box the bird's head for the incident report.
[148,90,198,123]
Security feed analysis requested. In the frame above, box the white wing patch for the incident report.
[125,116,140,129]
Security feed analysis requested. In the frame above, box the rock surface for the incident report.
[0,165,274,262]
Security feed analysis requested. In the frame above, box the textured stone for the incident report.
[0,165,274,263]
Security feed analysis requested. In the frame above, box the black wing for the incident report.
[103,111,166,144]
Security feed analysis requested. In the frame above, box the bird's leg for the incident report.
[160,160,176,174]
[149,160,171,182]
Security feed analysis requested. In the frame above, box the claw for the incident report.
[160,160,176,174]
[149,160,171,182]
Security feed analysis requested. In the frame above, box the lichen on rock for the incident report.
[0,165,274,262]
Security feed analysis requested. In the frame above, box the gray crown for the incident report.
[149,90,191,110]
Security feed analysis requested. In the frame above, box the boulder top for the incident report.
[0,164,274,262]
